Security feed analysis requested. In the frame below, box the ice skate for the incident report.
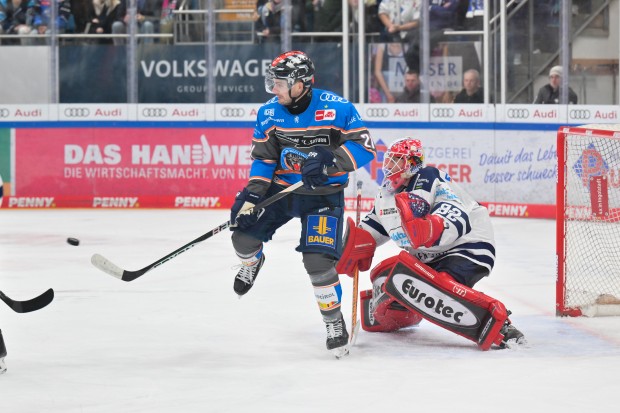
[325,315,350,358]
[233,254,265,297]
[499,321,527,349]
[0,357,6,375]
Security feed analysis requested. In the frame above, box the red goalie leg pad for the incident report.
[375,300,424,331]
[360,259,424,332]
[361,289,423,332]
[360,289,399,332]
[377,251,509,350]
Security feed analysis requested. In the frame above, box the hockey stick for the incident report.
[0,289,54,313]
[91,181,304,282]
[350,180,363,345]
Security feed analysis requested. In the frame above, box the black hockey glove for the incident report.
[301,146,336,189]
[230,188,264,229]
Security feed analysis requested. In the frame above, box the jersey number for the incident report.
[434,203,462,222]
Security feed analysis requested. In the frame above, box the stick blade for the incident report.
[91,253,125,280]
[0,288,54,313]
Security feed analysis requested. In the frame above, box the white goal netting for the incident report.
[557,124,620,316]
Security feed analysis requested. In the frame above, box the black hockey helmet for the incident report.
[265,50,315,93]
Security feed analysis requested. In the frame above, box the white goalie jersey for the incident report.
[360,166,496,274]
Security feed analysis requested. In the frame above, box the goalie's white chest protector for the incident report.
[361,167,496,270]
[371,188,412,250]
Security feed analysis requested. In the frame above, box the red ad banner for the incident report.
[1,195,237,209]
[1,194,557,219]
[14,128,252,199]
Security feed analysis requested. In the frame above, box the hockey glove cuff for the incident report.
[230,188,264,229]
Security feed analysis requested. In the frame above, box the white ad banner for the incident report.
[0,104,51,121]
[137,104,214,121]
[566,105,620,125]
[497,104,568,123]
[57,104,131,121]
[348,128,557,205]
[360,104,430,122]
[215,104,262,122]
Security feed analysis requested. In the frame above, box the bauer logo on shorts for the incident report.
[390,273,479,327]
[306,215,337,249]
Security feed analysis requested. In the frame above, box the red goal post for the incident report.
[557,124,620,316]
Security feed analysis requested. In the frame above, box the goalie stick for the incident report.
[350,180,363,345]
[0,289,54,313]
[91,181,304,282]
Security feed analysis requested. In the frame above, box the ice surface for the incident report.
[1,210,619,412]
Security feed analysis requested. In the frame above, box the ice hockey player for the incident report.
[336,137,526,350]
[229,50,376,357]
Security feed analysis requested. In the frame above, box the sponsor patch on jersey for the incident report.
[379,207,398,216]
[264,108,274,116]
[313,282,342,311]
[315,109,336,121]
[306,215,338,249]
[390,230,410,248]
[274,130,330,148]
[435,186,459,200]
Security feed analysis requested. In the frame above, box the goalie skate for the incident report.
[326,315,350,359]
[499,321,527,349]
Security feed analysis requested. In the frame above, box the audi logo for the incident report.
[142,108,168,117]
[220,107,245,117]
[569,109,591,119]
[64,108,90,117]
[0,108,9,118]
[319,92,349,103]
[506,108,529,119]
[431,108,455,118]
[365,108,390,118]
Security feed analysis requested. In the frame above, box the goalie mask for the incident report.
[382,137,424,192]
[265,50,315,94]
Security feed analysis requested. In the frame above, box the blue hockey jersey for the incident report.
[247,88,376,196]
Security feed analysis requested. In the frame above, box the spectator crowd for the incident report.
[0,0,580,105]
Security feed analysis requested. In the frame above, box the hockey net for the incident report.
[557,124,620,316]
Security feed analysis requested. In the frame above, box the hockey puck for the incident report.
[67,237,80,246]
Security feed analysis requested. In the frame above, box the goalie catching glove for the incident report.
[230,188,265,229]
[394,192,445,248]
[335,217,377,277]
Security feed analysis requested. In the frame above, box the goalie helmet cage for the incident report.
[557,124,620,317]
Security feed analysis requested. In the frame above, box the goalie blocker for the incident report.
[361,251,509,350]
